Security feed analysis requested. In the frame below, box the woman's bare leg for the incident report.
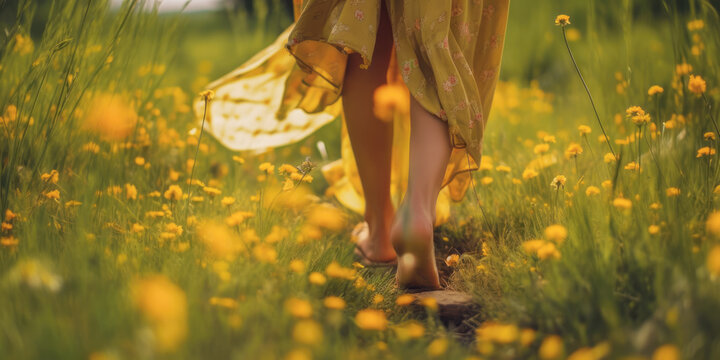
[391,97,452,290]
[342,3,396,262]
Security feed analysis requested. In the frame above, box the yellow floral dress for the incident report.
[197,0,510,224]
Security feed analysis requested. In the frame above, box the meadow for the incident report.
[1,0,720,359]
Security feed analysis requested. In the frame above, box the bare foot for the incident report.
[352,221,397,264]
[391,205,440,290]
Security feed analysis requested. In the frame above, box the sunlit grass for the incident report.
[1,0,720,359]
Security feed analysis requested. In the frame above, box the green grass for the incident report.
[1,0,720,359]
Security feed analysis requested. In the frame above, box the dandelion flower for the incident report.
[289,259,306,273]
[564,143,583,159]
[534,143,550,154]
[648,85,664,96]
[603,153,618,163]
[83,94,137,141]
[544,224,568,243]
[585,186,600,196]
[496,165,511,173]
[199,89,215,101]
[427,338,449,356]
[697,146,716,158]
[626,106,651,126]
[578,125,592,135]
[202,186,221,196]
[323,296,346,310]
[652,344,679,360]
[704,132,716,141]
[707,246,720,277]
[308,272,327,285]
[666,187,681,197]
[394,321,425,341]
[164,185,183,201]
[554,15,571,27]
[131,275,187,352]
[292,320,323,345]
[325,261,356,280]
[396,294,416,306]
[125,184,138,200]
[539,335,564,359]
[706,211,720,238]
[444,254,460,267]
[624,162,640,171]
[252,243,277,264]
[613,197,632,210]
[40,170,59,184]
[43,190,60,200]
[648,225,660,235]
[550,175,567,190]
[285,298,313,319]
[221,196,235,206]
[688,75,707,95]
[306,203,347,231]
[522,168,539,180]
[355,309,387,331]
[258,162,275,174]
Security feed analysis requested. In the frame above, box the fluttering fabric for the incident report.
[196,0,510,224]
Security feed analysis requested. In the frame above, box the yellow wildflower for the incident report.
[125,184,138,200]
[285,298,313,318]
[427,338,449,357]
[539,335,564,359]
[221,196,235,206]
[258,162,275,174]
[706,211,720,238]
[585,186,600,196]
[550,175,566,190]
[626,106,651,126]
[164,185,183,201]
[43,190,60,200]
[648,85,664,96]
[697,146,716,158]
[666,187,681,197]
[289,259,306,273]
[308,272,327,285]
[444,254,460,267]
[355,309,387,331]
[534,143,550,154]
[522,168,539,180]
[323,296,346,310]
[564,143,583,159]
[624,162,640,171]
[578,125,592,135]
[202,186,221,196]
[652,344,679,360]
[648,225,660,235]
[396,294,416,306]
[554,15,571,26]
[545,224,568,243]
[704,132,716,141]
[131,275,187,352]
[613,197,632,210]
[40,170,59,184]
[252,243,277,264]
[292,320,323,345]
[537,242,561,260]
[688,75,707,95]
[707,246,720,277]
